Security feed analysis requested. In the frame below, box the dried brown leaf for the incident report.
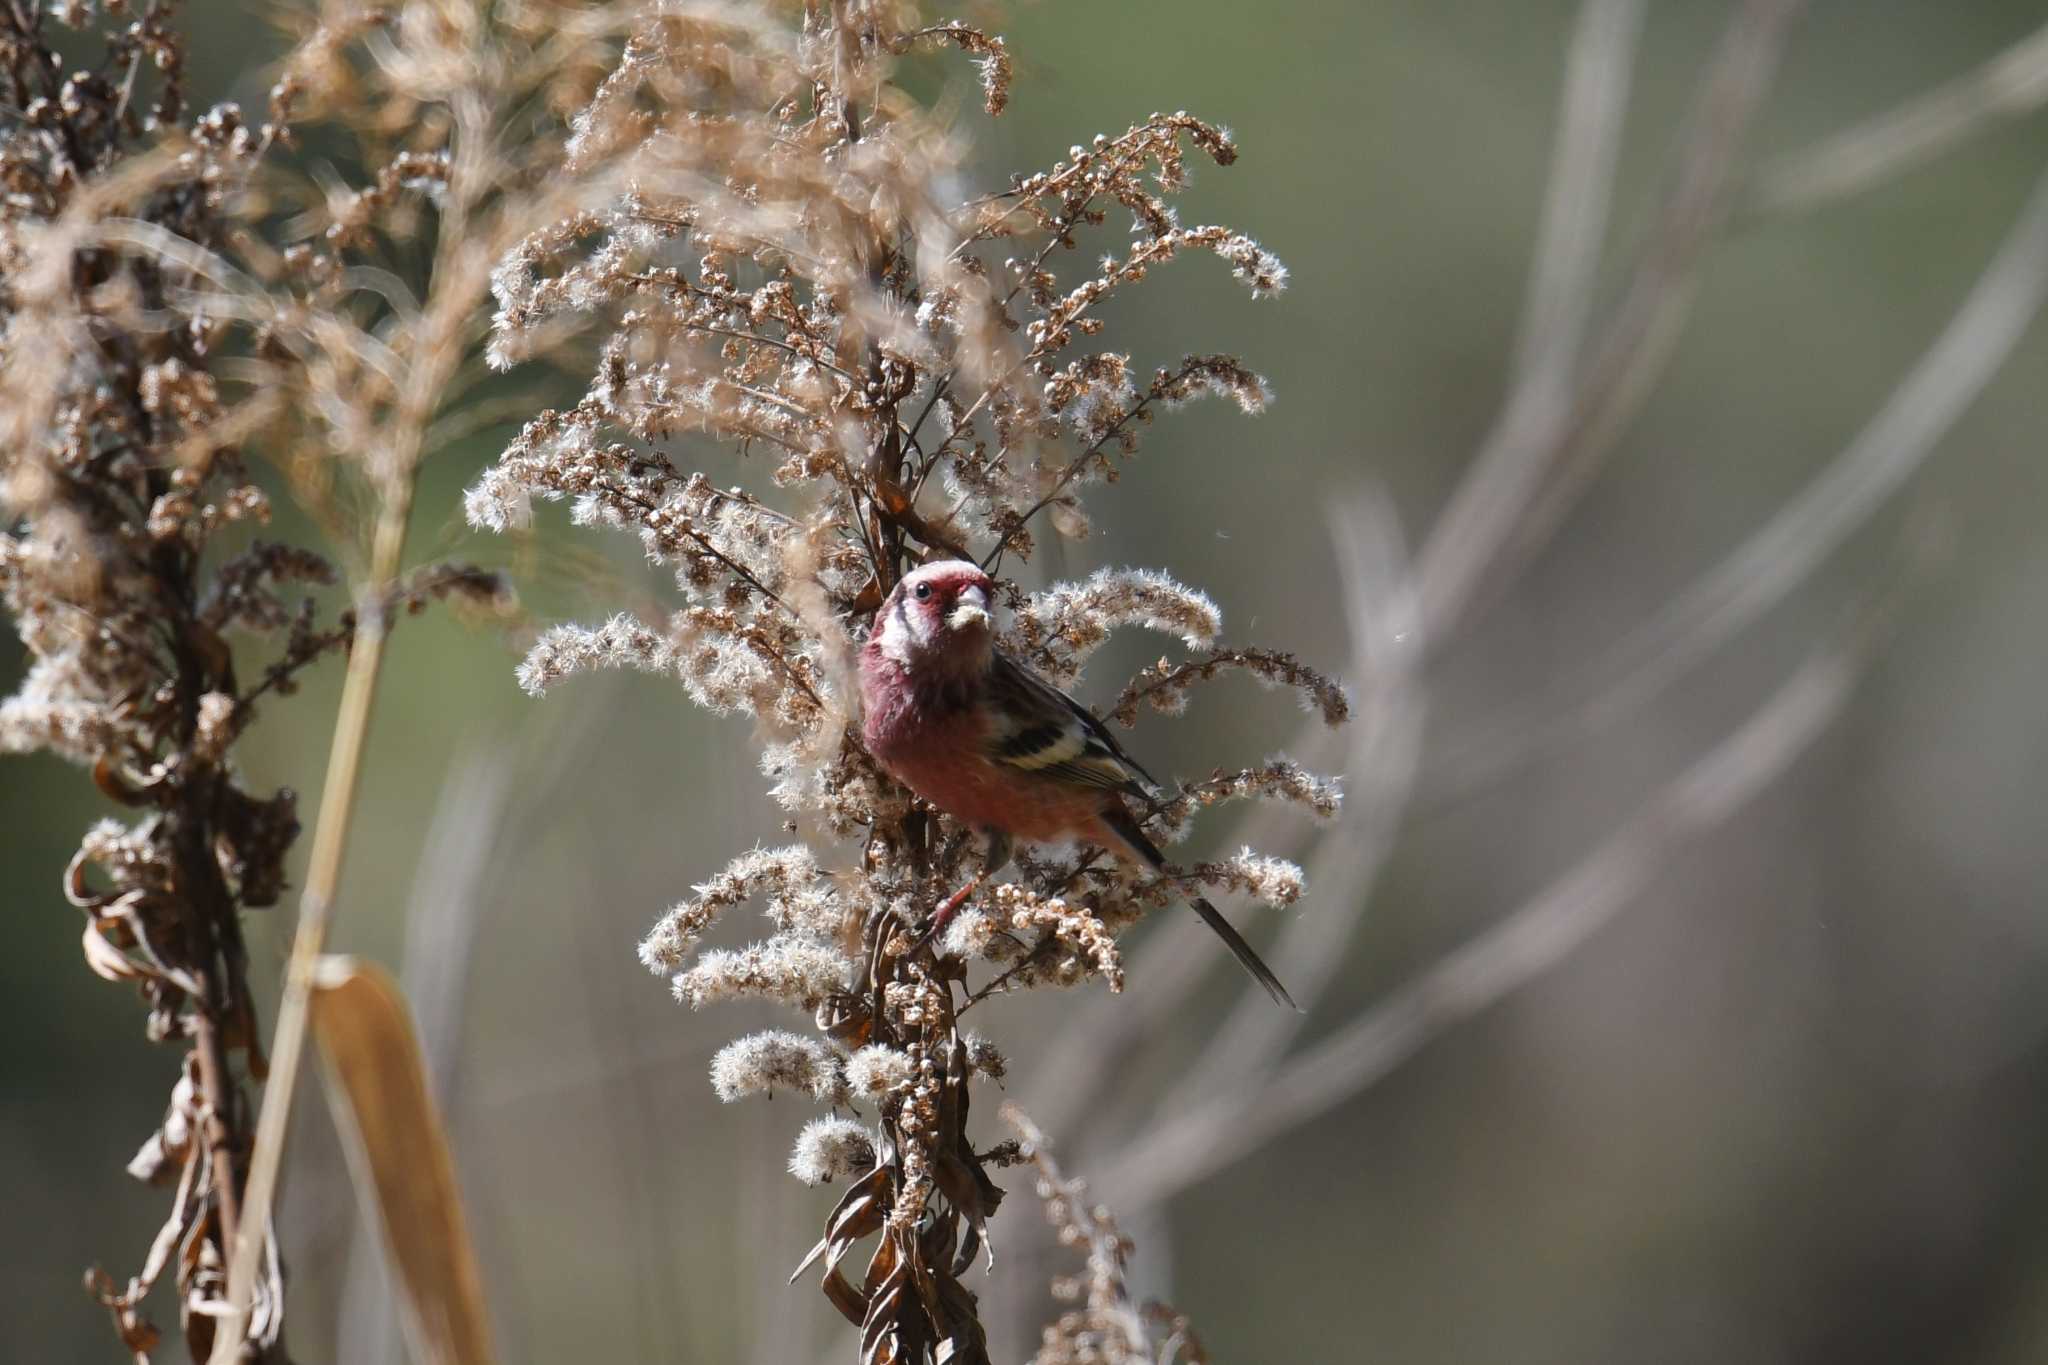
[309,956,496,1365]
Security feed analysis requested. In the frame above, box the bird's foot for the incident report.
[909,871,988,957]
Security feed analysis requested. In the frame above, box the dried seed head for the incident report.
[846,1044,915,1100]
[788,1116,876,1186]
[710,1031,846,1105]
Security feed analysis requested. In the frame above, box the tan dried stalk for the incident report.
[1002,1105,1209,1365]
[213,492,411,1357]
[213,5,664,1354]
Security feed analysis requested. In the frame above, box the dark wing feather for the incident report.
[985,652,1298,1009]
[984,651,1157,800]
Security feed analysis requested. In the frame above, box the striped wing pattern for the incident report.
[979,650,1300,1011]
[984,652,1158,801]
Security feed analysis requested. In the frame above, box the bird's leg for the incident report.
[924,874,985,941]
[910,831,1013,956]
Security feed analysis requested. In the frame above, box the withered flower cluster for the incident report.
[1,3,516,1358]
[1,6,310,1356]
[1004,1106,1210,1365]
[471,3,1347,1360]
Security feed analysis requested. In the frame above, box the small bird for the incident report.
[858,558,1297,1009]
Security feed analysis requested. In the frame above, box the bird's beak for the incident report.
[947,584,990,631]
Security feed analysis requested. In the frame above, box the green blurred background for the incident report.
[8,1,2048,1360]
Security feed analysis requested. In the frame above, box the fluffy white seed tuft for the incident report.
[709,1030,844,1104]
[788,1116,875,1185]
[845,1044,914,1099]
[672,939,852,1009]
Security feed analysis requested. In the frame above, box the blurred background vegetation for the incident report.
[7,1,2048,1361]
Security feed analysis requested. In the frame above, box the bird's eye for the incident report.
[913,583,932,601]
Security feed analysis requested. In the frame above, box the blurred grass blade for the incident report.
[310,955,496,1365]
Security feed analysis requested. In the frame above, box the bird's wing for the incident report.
[984,650,1158,801]
[984,654,1298,1010]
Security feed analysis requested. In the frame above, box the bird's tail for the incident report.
[1096,807,1301,1011]
[1187,893,1301,1011]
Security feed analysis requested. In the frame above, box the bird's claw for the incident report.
[908,870,988,958]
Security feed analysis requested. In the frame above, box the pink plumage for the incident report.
[857,559,1296,1008]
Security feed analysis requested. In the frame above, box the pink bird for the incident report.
[858,558,1297,1009]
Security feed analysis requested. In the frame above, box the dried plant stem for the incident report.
[1023,507,1409,1147]
[168,766,265,1269]
[1511,0,1646,396]
[213,491,416,1362]
[1425,158,2048,808]
[188,958,246,1256]
[1100,607,1875,1210]
[1414,0,1805,646]
[1748,18,2048,218]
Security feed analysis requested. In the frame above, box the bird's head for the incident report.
[874,559,996,671]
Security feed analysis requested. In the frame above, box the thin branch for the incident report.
[978,358,1208,570]
[1414,0,1805,649]
[597,475,797,614]
[1022,501,1412,1142]
[1142,501,1422,1126]
[1108,647,1341,725]
[1101,610,1873,1210]
[1748,19,2048,218]
[623,273,858,381]
[913,129,1172,481]
[957,930,1061,1012]
[1425,156,2048,808]
[1510,0,1648,396]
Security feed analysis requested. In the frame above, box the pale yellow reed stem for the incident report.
[210,489,413,1363]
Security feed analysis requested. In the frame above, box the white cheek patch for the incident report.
[908,601,937,647]
[878,599,929,662]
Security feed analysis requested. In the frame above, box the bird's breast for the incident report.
[859,650,1108,841]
